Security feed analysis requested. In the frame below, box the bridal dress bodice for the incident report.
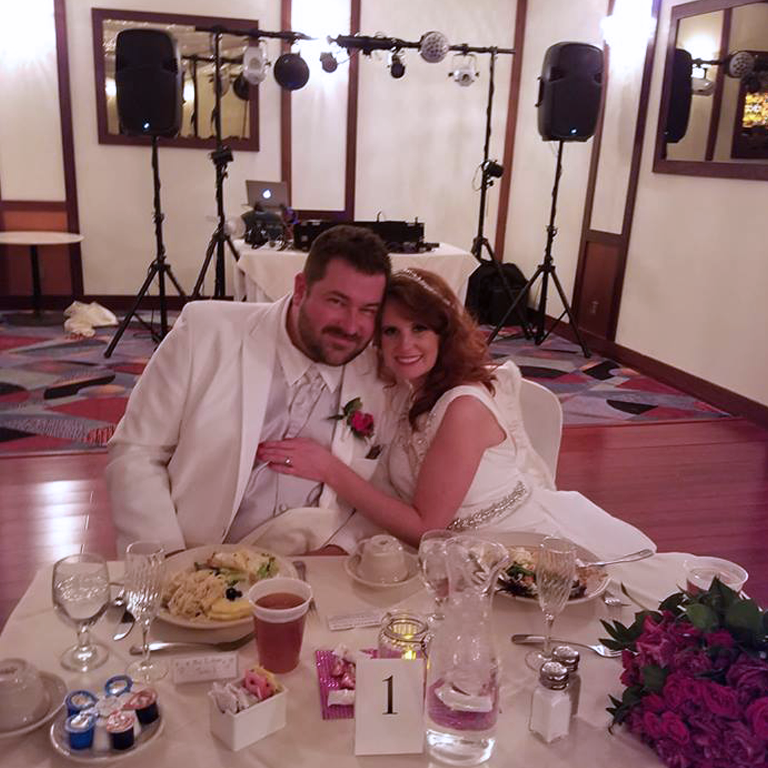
[385,361,557,533]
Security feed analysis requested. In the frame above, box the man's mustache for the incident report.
[323,327,362,343]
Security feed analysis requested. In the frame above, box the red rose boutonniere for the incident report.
[331,398,381,458]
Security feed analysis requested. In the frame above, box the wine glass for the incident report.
[525,537,576,670]
[52,553,111,672]
[124,541,167,682]
[418,530,453,624]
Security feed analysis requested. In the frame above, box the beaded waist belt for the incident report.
[446,480,530,532]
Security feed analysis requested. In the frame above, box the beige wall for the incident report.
[617,0,768,407]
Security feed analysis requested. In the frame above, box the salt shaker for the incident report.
[528,661,571,743]
[552,645,581,718]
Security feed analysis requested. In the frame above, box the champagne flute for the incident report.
[525,537,576,670]
[124,541,167,682]
[418,530,453,624]
[52,553,111,672]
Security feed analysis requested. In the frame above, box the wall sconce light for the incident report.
[600,0,655,50]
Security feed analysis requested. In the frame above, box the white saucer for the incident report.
[0,671,67,740]
[344,552,421,589]
[50,712,164,763]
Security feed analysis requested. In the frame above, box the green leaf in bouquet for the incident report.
[725,599,763,640]
[658,591,686,615]
[685,603,718,632]
[641,664,668,693]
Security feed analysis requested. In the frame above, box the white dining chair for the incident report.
[519,379,563,478]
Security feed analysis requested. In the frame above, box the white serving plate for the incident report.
[50,713,163,763]
[158,544,297,630]
[494,531,610,605]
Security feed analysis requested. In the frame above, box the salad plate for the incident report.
[494,532,610,605]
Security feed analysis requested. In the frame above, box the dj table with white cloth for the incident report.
[233,241,478,303]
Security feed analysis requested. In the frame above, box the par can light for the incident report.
[389,51,406,79]
[274,52,310,90]
[320,52,338,73]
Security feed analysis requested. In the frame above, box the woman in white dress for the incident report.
[258,268,653,556]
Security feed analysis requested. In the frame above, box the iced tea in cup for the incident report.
[683,556,748,595]
[248,577,313,673]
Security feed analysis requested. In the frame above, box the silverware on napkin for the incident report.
[511,633,620,658]
[129,631,255,655]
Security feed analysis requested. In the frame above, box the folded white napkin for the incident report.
[63,301,118,336]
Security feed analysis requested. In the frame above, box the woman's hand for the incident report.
[257,438,337,484]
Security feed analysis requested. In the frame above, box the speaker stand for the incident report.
[486,140,590,357]
[471,49,531,339]
[104,137,185,358]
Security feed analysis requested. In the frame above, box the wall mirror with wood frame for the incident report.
[92,9,260,150]
[654,0,768,180]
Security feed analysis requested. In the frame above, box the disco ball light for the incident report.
[419,30,450,63]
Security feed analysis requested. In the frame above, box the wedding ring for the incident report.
[284,457,292,467]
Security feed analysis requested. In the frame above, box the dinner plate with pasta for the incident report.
[159,545,298,629]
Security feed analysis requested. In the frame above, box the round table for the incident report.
[0,231,83,326]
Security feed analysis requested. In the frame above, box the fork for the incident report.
[511,634,620,658]
[293,560,318,619]
[130,631,255,655]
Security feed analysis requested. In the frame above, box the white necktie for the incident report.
[285,367,326,438]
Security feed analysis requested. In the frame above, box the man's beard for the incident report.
[297,305,368,366]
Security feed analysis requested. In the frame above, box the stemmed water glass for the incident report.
[124,540,167,682]
[525,537,576,670]
[418,530,453,625]
[52,553,111,672]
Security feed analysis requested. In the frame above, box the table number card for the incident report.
[354,657,424,755]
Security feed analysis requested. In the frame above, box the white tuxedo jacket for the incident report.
[106,297,389,554]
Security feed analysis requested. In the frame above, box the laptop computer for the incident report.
[245,180,289,211]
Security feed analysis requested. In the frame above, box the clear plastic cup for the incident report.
[248,578,312,673]
[683,556,748,594]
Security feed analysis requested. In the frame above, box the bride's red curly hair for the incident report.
[375,268,496,428]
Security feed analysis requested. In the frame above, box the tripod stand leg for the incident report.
[165,264,186,298]
[104,262,161,358]
[192,235,217,299]
[487,264,543,344]
[547,269,591,357]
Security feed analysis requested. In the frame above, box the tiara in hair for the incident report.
[394,268,452,306]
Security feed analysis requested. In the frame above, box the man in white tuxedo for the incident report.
[107,225,391,555]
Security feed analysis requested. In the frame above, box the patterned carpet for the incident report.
[0,312,729,455]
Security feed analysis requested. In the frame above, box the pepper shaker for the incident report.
[528,661,571,743]
[552,645,581,718]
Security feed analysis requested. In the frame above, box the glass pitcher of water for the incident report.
[424,534,509,766]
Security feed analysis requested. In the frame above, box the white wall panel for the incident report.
[355,0,515,251]
[0,1,65,201]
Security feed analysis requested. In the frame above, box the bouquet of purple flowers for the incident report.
[601,579,768,768]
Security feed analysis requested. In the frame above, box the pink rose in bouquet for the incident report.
[603,578,768,768]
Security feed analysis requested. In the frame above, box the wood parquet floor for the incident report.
[1,417,767,629]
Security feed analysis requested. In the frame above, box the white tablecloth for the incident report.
[233,241,478,303]
[0,553,696,767]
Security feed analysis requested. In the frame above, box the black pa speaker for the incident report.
[537,42,603,141]
[115,29,182,138]
[664,48,693,144]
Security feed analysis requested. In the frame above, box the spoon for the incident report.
[579,548,654,569]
